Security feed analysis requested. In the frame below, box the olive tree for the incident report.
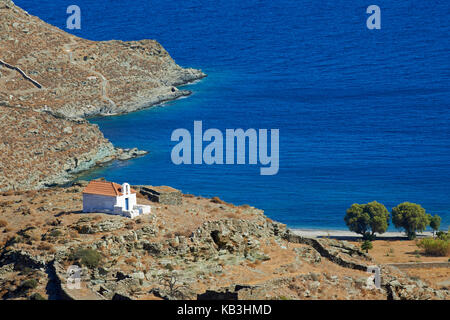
[392,202,429,240]
[344,201,390,239]
[429,214,442,236]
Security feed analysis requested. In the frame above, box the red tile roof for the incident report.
[82,180,136,197]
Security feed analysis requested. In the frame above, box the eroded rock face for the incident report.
[74,218,126,234]
[0,106,119,191]
[190,219,283,258]
[0,249,47,270]
[294,246,321,265]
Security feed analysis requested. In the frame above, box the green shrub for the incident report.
[164,263,174,271]
[48,229,62,237]
[417,238,450,257]
[361,240,373,253]
[436,230,449,241]
[29,292,46,300]
[69,248,102,269]
[20,279,38,291]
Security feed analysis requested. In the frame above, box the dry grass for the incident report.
[405,267,450,290]
[125,221,135,230]
[37,242,54,251]
[352,240,449,264]
[224,211,239,219]
[210,197,225,204]
[0,219,8,228]
[125,257,138,264]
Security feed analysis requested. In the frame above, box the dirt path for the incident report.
[63,38,117,109]
[2,10,116,108]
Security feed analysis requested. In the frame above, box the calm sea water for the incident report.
[15,0,450,230]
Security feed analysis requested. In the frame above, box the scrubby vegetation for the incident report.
[417,238,450,257]
[68,248,103,269]
[29,292,46,300]
[417,230,450,257]
[19,279,38,291]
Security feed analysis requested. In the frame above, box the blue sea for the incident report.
[15,0,450,230]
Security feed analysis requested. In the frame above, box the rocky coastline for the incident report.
[0,0,206,191]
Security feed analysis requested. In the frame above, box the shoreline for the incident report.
[65,78,206,187]
[290,228,435,240]
[85,76,206,120]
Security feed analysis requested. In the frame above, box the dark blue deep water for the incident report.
[15,0,450,230]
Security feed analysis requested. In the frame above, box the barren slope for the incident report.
[0,185,447,300]
[0,0,206,191]
[0,0,206,118]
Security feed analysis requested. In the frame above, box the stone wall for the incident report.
[282,231,371,271]
[139,186,182,205]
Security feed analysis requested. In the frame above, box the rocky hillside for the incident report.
[0,185,447,300]
[0,0,206,191]
[0,0,206,118]
[0,106,147,191]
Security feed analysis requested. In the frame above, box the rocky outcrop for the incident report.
[293,246,321,265]
[283,231,371,271]
[74,217,126,234]
[139,186,183,206]
[0,106,147,191]
[381,264,448,300]
[0,249,47,270]
[189,219,284,260]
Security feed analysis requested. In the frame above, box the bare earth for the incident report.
[292,229,449,292]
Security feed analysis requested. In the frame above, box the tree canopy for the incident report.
[429,214,442,235]
[344,201,390,239]
[392,202,429,239]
